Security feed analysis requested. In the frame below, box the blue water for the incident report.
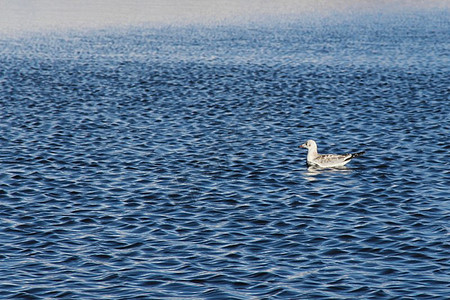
[0,11,449,299]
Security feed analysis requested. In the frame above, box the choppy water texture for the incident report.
[0,11,449,300]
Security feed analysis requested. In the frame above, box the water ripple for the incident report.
[1,12,449,300]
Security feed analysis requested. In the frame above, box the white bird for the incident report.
[299,139,365,168]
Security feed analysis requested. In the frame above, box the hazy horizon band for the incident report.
[1,0,448,35]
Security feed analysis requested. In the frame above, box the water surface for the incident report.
[0,6,449,300]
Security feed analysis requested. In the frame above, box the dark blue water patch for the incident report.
[0,11,449,300]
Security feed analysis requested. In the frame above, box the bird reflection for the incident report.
[303,166,352,181]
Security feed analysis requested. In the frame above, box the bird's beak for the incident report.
[299,144,306,148]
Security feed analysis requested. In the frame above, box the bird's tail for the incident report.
[345,151,365,161]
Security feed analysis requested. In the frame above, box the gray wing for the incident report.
[316,154,352,164]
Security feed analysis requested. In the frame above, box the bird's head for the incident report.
[299,139,317,150]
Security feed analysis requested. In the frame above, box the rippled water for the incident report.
[0,11,449,299]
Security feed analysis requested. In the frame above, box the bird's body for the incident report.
[299,140,364,168]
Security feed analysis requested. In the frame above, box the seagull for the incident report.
[299,139,365,168]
